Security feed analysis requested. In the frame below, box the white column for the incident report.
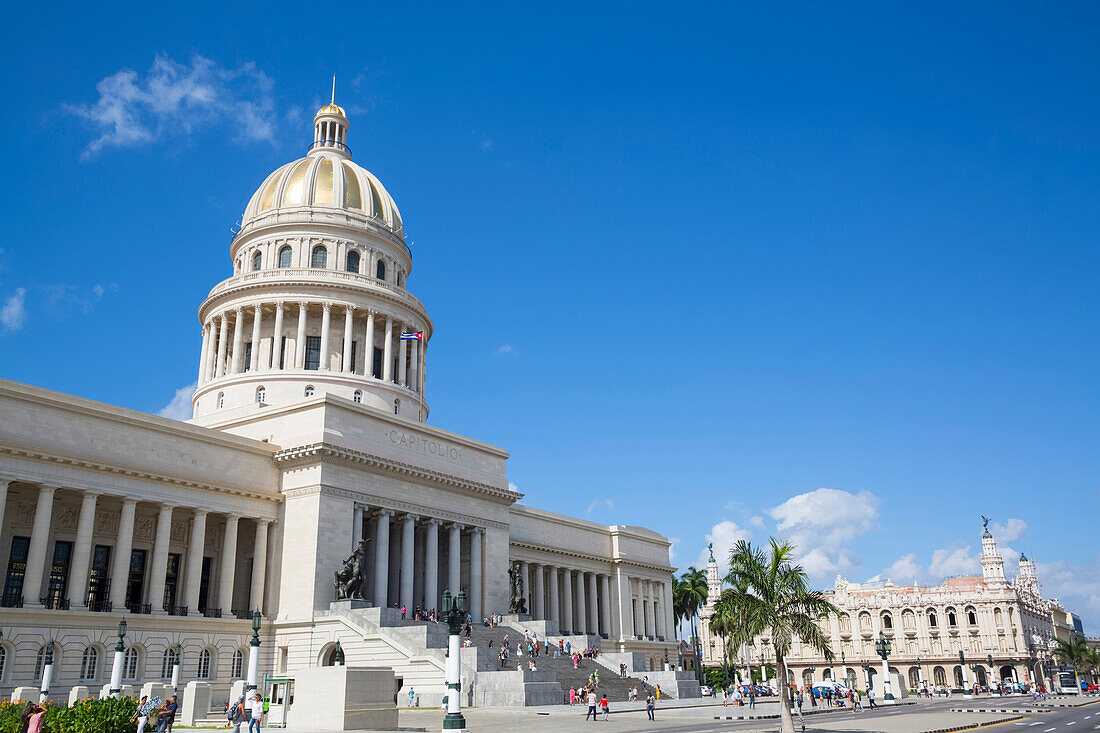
[218,515,239,614]
[548,566,560,624]
[588,573,599,636]
[67,490,99,607]
[599,575,611,638]
[373,510,393,607]
[108,498,137,609]
[319,302,333,370]
[204,320,217,381]
[398,332,409,386]
[184,509,208,613]
[470,528,483,622]
[147,504,173,614]
[250,519,269,613]
[400,514,417,613]
[197,325,211,385]
[562,569,574,633]
[520,561,530,613]
[352,505,364,547]
[533,564,545,620]
[294,301,308,369]
[424,519,440,611]
[269,301,284,370]
[341,305,355,372]
[249,304,262,371]
[230,306,245,373]
[575,571,587,634]
[447,523,462,595]
[364,310,376,377]
[383,316,394,382]
[409,337,419,392]
[215,314,229,378]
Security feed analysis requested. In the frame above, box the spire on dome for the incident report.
[332,74,336,104]
[312,79,350,156]
[708,542,715,563]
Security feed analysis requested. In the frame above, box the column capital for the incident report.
[322,301,333,312]
[256,518,273,527]
[449,522,465,531]
[121,497,138,507]
[223,514,240,524]
[192,508,209,518]
[426,517,444,526]
[273,299,284,309]
[376,508,395,518]
[234,305,244,315]
[365,308,376,317]
[469,526,484,536]
[403,513,420,523]
[298,300,309,309]
[37,484,58,494]
[157,503,175,512]
[344,304,356,315]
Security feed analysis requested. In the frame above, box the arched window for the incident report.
[34,645,49,681]
[933,666,947,686]
[232,649,244,679]
[305,385,315,397]
[217,392,225,409]
[123,647,139,680]
[0,646,6,682]
[966,607,977,626]
[160,649,174,680]
[396,270,404,287]
[256,386,266,404]
[81,646,98,681]
[908,667,921,689]
[311,246,328,269]
[902,609,916,629]
[197,649,211,680]
[881,612,893,629]
[948,610,958,627]
[839,613,851,632]
[353,390,362,403]
[394,399,400,415]
[376,259,386,280]
[252,252,262,271]
[278,246,293,268]
[994,608,1003,626]
[953,666,964,687]
[858,612,872,632]
[345,250,360,273]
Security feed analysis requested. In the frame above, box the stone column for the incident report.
[352,505,364,547]
[197,325,210,385]
[398,333,408,386]
[364,310,376,377]
[108,498,138,609]
[575,571,587,634]
[341,305,355,372]
[230,306,245,374]
[400,514,417,614]
[409,337,419,391]
[147,504,173,614]
[447,523,463,596]
[250,519,269,613]
[19,485,55,605]
[249,304,262,371]
[599,575,611,638]
[319,302,333,370]
[294,301,308,369]
[269,301,284,370]
[470,528,483,622]
[424,519,441,612]
[184,509,208,613]
[383,316,394,382]
[588,573,599,636]
[218,516,239,614]
[533,564,545,620]
[215,314,229,378]
[562,569,574,633]
[519,561,530,614]
[373,510,393,607]
[67,490,99,608]
[548,567,560,624]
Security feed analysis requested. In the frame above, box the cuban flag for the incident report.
[401,330,424,342]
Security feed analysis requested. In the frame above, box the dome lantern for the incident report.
[312,76,350,156]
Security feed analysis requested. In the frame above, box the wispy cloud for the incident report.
[496,344,517,357]
[768,487,880,577]
[44,283,116,315]
[66,54,277,159]
[481,139,493,152]
[157,382,196,421]
[586,498,613,516]
[695,520,752,577]
[1,289,26,331]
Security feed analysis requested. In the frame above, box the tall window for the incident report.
[198,557,212,613]
[311,246,328,268]
[80,646,98,681]
[0,646,6,682]
[375,259,386,280]
[34,646,48,681]
[256,386,266,404]
[2,536,29,605]
[881,613,892,629]
[162,553,180,612]
[948,610,957,627]
[278,336,287,369]
[252,252,262,271]
[232,649,244,678]
[348,341,357,374]
[397,271,404,287]
[345,250,360,273]
[966,608,977,626]
[197,649,211,679]
[278,246,292,268]
[305,336,321,370]
[217,393,225,409]
[46,540,72,607]
[928,611,937,627]
[123,647,139,680]
[86,545,111,609]
[394,399,400,415]
[126,549,147,611]
[160,650,174,680]
[243,342,252,371]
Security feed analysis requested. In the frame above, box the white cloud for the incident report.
[496,344,516,356]
[928,544,980,579]
[877,553,923,585]
[157,383,196,421]
[695,520,752,577]
[0,288,26,331]
[507,481,520,493]
[989,518,1027,543]
[668,538,680,566]
[1035,555,1100,629]
[767,488,880,578]
[749,515,765,528]
[586,498,613,516]
[66,54,277,158]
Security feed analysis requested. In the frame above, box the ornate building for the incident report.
[0,94,676,707]
[698,522,1063,692]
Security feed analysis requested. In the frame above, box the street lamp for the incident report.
[987,654,996,695]
[170,643,182,692]
[333,640,345,667]
[39,641,55,702]
[916,656,925,690]
[441,589,469,733]
[861,659,871,693]
[874,630,894,702]
[959,651,972,698]
[246,610,262,693]
[109,618,127,698]
[840,651,847,688]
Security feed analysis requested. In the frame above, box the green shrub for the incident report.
[0,697,138,733]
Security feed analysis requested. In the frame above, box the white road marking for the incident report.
[1044,728,1056,731]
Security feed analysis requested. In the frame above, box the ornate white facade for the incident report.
[0,96,675,706]
[698,524,1063,692]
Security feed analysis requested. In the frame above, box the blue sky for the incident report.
[1,3,1097,627]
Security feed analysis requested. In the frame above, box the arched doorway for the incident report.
[953,666,964,688]
[803,670,813,687]
[908,667,921,689]
[866,666,877,691]
[975,667,987,686]
[1000,665,1015,682]
[822,668,832,681]
[933,666,947,686]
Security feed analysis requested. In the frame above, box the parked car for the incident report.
[700,685,713,697]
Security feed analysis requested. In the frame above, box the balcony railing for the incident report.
[206,267,426,314]
[88,599,113,613]
[170,606,189,617]
[40,597,70,610]
[1,594,23,608]
[307,140,352,156]
[231,609,253,620]
[128,603,152,615]
[203,608,222,619]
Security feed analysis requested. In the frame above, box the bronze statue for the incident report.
[334,538,369,600]
[508,562,527,615]
[981,515,990,529]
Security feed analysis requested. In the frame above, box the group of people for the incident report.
[131,694,181,733]
[569,686,656,722]
[395,603,439,623]
[224,691,266,732]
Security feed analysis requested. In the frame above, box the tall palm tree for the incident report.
[1053,638,1090,695]
[674,567,708,679]
[714,538,840,733]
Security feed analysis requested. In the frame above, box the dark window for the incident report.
[252,252,262,271]
[967,611,977,625]
[126,549,147,610]
[87,545,111,608]
[278,336,287,369]
[883,614,892,629]
[348,341,357,374]
[311,246,328,269]
[345,250,360,273]
[948,612,957,626]
[375,260,386,280]
[305,336,322,370]
[278,246,292,268]
[3,536,30,603]
[163,553,180,612]
[198,556,213,613]
[928,612,937,627]
[243,342,252,371]
[46,540,73,606]
[372,346,382,379]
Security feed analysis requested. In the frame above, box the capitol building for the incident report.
[698,523,1072,693]
[0,96,678,711]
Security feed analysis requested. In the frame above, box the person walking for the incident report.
[748,687,756,709]
[796,689,803,717]
[569,687,576,706]
[228,694,248,732]
[248,692,264,733]
[600,694,609,721]
[867,688,877,709]
[646,691,655,721]
[585,690,598,721]
[157,695,178,733]
[132,695,150,733]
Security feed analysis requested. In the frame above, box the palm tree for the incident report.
[713,538,840,733]
[673,567,708,680]
[1053,638,1090,695]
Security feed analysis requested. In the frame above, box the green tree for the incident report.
[1053,638,1090,695]
[712,538,840,733]
[673,567,708,679]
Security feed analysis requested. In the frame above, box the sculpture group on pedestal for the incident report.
[334,539,370,601]
[507,562,527,615]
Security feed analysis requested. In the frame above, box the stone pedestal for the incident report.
[180,681,213,726]
[473,670,563,707]
[140,682,174,702]
[99,684,134,699]
[645,670,702,699]
[286,666,398,731]
[68,686,91,705]
[332,598,370,612]
[11,687,38,703]
[229,679,247,704]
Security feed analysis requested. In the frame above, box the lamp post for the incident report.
[109,618,127,698]
[861,659,871,693]
[874,630,894,703]
[39,641,55,703]
[987,654,996,695]
[840,651,847,689]
[807,663,816,690]
[916,656,925,690]
[959,651,972,698]
[441,589,468,733]
[170,644,182,692]
[333,640,345,667]
[246,610,262,693]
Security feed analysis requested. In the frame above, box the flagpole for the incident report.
[418,337,425,423]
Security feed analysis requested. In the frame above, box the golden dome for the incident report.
[317,102,346,117]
